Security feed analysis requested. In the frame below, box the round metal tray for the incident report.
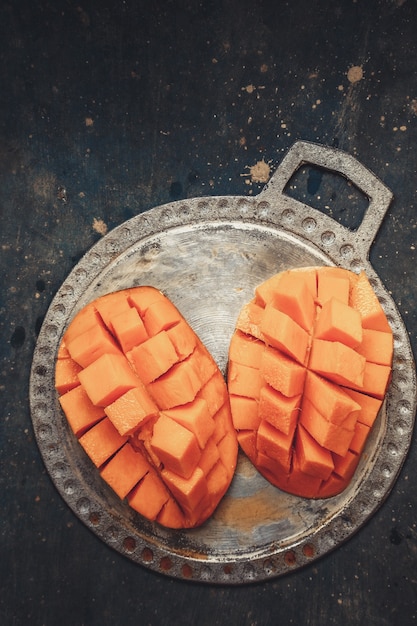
[30,141,417,584]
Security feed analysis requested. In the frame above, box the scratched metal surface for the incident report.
[30,142,416,584]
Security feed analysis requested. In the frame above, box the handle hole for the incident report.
[283,164,369,231]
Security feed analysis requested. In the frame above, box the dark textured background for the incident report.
[1,1,417,624]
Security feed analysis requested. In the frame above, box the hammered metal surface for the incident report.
[30,142,417,584]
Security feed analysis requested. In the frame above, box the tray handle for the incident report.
[259,140,393,257]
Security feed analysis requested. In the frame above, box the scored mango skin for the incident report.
[55,286,238,529]
[228,267,393,499]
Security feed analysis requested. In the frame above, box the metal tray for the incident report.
[30,141,417,584]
